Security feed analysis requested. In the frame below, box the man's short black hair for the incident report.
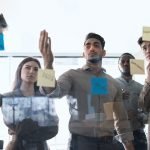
[0,14,7,28]
[118,53,135,62]
[137,37,143,46]
[84,32,105,48]
[119,53,135,59]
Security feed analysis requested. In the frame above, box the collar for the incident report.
[82,64,106,73]
[119,76,133,83]
[120,75,133,83]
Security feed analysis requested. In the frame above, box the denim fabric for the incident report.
[133,129,147,150]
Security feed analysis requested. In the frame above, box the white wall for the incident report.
[0,0,150,55]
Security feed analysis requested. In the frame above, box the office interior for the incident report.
[0,0,150,149]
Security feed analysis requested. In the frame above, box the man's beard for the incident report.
[121,71,131,76]
[87,55,102,64]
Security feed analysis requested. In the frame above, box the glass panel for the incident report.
[0,56,146,149]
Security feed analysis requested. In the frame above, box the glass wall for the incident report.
[0,56,145,149]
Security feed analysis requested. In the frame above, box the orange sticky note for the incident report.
[130,59,145,75]
[37,69,55,87]
[143,26,150,41]
[103,102,114,120]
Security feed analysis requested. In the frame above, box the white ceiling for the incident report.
[0,0,150,57]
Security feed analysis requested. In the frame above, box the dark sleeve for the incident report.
[15,119,58,141]
[28,126,58,141]
[139,81,150,112]
[19,126,58,141]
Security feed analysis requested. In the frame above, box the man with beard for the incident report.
[39,31,134,150]
[138,37,150,150]
[138,37,150,112]
[115,53,147,150]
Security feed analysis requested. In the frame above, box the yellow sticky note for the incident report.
[143,26,150,41]
[103,102,114,120]
[37,69,55,87]
[130,59,145,75]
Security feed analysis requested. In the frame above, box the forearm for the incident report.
[122,141,134,150]
[113,102,134,143]
[139,80,150,112]
[115,129,134,150]
[41,81,56,95]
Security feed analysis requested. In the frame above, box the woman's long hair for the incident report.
[12,57,41,92]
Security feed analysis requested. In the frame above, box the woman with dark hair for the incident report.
[0,57,58,150]
[12,57,41,92]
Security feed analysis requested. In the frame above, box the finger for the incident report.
[43,32,48,49]
[48,37,51,49]
[39,30,45,51]
[47,37,52,54]
[39,30,47,46]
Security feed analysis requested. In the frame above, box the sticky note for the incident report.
[130,59,145,74]
[91,77,108,95]
[0,33,4,50]
[143,26,150,41]
[37,69,55,87]
[103,102,114,120]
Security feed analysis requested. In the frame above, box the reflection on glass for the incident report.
[2,97,58,127]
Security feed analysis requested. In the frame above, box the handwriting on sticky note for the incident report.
[130,59,144,75]
[37,69,55,87]
[143,26,150,41]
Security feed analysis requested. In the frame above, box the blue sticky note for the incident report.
[0,33,4,50]
[91,77,108,95]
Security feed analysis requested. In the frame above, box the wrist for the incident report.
[44,61,53,69]
[122,140,134,149]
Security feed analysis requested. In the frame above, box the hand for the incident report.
[39,30,54,68]
[146,62,150,82]
[123,141,135,150]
